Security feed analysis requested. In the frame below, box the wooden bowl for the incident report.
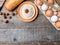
[17,1,38,22]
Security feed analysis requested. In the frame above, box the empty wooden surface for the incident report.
[0,0,60,45]
[0,42,60,45]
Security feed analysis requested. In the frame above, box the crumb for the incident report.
[9,16,12,19]
[7,13,10,16]
[0,12,3,15]
[5,20,9,23]
[12,13,15,16]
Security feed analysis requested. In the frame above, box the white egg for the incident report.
[41,4,48,11]
[51,15,58,23]
[52,8,57,12]
[54,3,59,8]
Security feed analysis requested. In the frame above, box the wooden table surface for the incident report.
[0,0,60,45]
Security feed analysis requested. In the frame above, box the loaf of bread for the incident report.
[4,0,23,11]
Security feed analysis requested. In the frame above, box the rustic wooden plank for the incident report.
[0,42,60,45]
[0,0,59,43]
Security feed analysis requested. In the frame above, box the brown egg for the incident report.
[55,21,60,28]
[57,11,60,18]
[45,9,54,17]
[47,0,54,5]
[36,0,43,6]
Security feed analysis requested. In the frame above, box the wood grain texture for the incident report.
[0,0,60,44]
[0,42,60,45]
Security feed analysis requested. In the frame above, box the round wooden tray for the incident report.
[18,1,38,22]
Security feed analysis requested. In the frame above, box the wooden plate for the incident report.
[18,1,38,22]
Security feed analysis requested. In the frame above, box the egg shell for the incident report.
[45,9,54,17]
[36,0,43,6]
[48,0,54,5]
[52,8,57,12]
[41,4,48,11]
[54,3,59,8]
[51,15,58,23]
[55,21,60,28]
[57,11,60,18]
